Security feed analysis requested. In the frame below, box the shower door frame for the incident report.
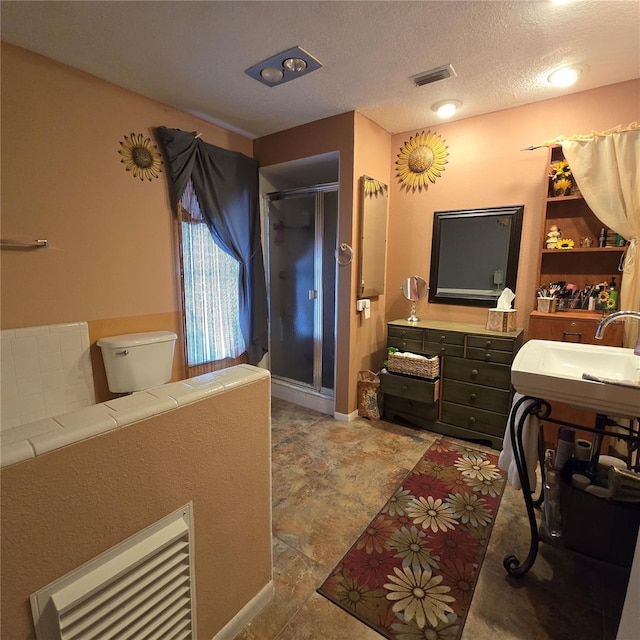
[264,182,338,396]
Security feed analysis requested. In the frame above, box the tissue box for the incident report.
[486,309,517,332]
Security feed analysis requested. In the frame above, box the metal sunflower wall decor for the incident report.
[363,176,388,197]
[395,130,448,192]
[118,133,163,181]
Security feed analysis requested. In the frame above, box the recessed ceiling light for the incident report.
[246,46,322,87]
[283,57,308,73]
[547,65,585,87]
[432,100,462,118]
[260,67,284,83]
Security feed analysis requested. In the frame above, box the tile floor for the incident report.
[233,398,631,640]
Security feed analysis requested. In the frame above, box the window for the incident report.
[179,183,245,367]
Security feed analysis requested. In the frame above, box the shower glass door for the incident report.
[266,187,337,392]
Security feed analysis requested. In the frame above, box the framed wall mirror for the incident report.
[359,176,388,297]
[429,205,524,306]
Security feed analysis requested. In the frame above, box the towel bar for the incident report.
[1,238,48,249]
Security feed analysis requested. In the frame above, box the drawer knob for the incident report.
[485,340,492,348]
[401,385,408,392]
[471,369,478,378]
[440,335,446,341]
[485,353,491,361]
[468,416,476,426]
[470,393,477,402]
[441,346,446,353]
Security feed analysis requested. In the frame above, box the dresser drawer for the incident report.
[441,401,508,437]
[467,335,516,353]
[528,314,623,346]
[388,336,425,353]
[466,347,514,365]
[442,379,512,414]
[384,394,439,423]
[388,325,424,341]
[423,341,465,357]
[443,356,511,390]
[424,329,465,346]
[380,372,438,404]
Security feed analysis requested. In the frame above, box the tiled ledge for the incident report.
[1,364,270,468]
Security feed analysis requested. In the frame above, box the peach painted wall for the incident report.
[0,376,272,640]
[353,113,392,378]
[1,43,253,399]
[385,79,640,332]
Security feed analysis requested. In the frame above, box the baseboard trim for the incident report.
[212,580,275,640]
[334,409,358,422]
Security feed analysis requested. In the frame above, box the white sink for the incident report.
[511,340,640,417]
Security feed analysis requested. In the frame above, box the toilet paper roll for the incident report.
[574,439,592,461]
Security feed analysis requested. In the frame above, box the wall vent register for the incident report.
[30,504,196,640]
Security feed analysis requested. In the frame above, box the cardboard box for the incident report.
[486,308,517,332]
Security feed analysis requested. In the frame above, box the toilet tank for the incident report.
[97,331,178,393]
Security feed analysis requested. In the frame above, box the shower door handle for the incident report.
[309,290,317,300]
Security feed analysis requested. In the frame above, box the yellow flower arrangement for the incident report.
[549,159,574,196]
[556,238,574,249]
[553,178,572,196]
[549,160,572,181]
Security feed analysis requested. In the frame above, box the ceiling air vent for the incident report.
[411,64,457,87]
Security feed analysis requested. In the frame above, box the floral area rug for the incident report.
[317,437,506,639]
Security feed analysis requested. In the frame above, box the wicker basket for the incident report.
[388,351,439,379]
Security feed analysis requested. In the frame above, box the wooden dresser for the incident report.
[382,320,524,450]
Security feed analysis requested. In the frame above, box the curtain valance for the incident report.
[155,126,268,364]
[558,124,639,347]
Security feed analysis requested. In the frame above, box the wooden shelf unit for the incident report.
[531,145,625,447]
[538,146,625,306]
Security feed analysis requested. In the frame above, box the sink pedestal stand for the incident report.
[503,397,640,577]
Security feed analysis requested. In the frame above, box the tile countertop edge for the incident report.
[0,364,271,469]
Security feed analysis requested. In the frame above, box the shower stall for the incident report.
[264,184,338,404]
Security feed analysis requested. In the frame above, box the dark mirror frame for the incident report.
[428,205,524,307]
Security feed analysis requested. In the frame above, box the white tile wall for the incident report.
[0,365,270,468]
[1,322,95,431]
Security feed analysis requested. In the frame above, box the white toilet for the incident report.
[97,331,178,393]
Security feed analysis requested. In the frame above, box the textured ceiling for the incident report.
[1,0,639,139]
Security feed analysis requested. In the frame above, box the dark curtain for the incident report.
[155,126,268,364]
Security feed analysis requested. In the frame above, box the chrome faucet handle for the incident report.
[595,310,640,355]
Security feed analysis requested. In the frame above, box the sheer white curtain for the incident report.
[559,124,640,348]
[180,182,245,368]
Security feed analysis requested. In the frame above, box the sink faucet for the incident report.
[595,310,640,355]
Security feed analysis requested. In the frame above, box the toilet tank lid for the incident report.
[97,331,178,348]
